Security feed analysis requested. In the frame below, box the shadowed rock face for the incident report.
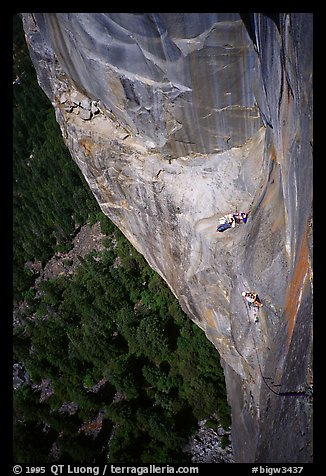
[22,13,313,462]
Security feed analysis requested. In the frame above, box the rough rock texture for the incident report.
[184,420,234,463]
[22,13,313,463]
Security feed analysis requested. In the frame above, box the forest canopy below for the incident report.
[13,14,231,464]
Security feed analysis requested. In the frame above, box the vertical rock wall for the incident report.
[21,12,313,462]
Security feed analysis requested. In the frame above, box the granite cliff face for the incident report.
[22,13,313,463]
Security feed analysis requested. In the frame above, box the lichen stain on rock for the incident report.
[106,70,127,112]
[260,164,285,233]
[270,144,278,163]
[203,308,219,332]
[79,137,94,158]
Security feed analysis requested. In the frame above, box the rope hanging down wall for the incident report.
[241,296,309,398]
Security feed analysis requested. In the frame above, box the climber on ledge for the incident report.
[216,214,234,232]
[233,212,248,224]
[216,212,248,232]
[242,291,263,308]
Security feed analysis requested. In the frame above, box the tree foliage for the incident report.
[14,228,231,463]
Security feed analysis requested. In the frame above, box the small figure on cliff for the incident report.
[242,291,262,323]
[242,291,263,308]
[216,214,235,232]
[216,212,248,232]
[233,212,248,224]
[216,222,232,232]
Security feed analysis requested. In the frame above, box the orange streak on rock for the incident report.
[261,181,275,208]
[270,144,278,163]
[79,137,94,158]
[284,231,310,344]
[204,308,218,331]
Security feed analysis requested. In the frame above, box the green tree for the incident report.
[135,314,171,363]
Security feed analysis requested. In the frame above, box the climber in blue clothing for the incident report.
[233,212,248,224]
[217,222,232,232]
[216,212,248,232]
[241,212,248,223]
[216,213,235,232]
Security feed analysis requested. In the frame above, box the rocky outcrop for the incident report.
[184,420,233,463]
[22,13,313,462]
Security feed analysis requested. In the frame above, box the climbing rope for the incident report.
[260,301,282,320]
[216,166,310,397]
[241,296,307,397]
